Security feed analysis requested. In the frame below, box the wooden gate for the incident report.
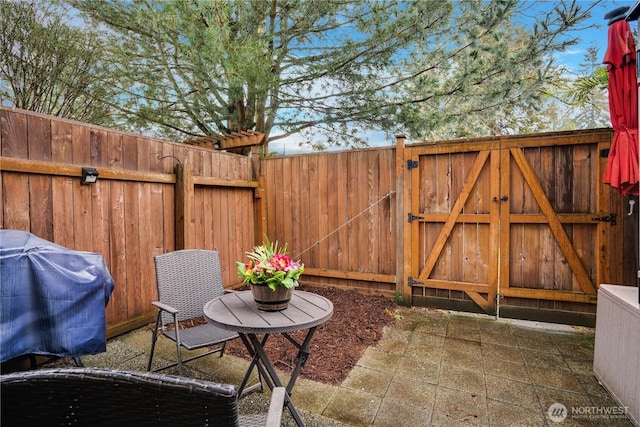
[400,129,627,325]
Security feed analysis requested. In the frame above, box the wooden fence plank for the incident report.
[108,179,128,324]
[1,110,27,158]
[3,172,30,230]
[52,177,74,248]
[124,180,142,314]
[28,175,53,240]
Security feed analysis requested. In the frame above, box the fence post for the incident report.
[255,175,267,244]
[175,163,194,249]
[395,134,411,306]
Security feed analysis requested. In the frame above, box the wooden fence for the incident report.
[0,107,258,336]
[1,107,636,331]
[260,149,397,295]
[261,129,637,326]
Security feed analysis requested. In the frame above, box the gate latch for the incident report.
[592,213,616,225]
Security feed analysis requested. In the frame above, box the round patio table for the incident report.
[204,290,333,427]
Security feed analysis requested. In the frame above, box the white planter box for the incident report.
[594,284,640,426]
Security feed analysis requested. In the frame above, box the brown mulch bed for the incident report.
[224,285,397,385]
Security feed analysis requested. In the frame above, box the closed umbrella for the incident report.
[603,9,638,197]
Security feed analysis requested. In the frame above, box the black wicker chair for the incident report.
[0,368,285,427]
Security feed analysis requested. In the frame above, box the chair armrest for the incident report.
[265,387,286,427]
[151,301,179,314]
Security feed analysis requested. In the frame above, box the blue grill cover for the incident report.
[0,230,115,362]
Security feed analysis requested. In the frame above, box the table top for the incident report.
[204,290,334,334]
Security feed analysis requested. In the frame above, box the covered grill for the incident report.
[0,230,115,363]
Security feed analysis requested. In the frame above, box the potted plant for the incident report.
[236,238,304,311]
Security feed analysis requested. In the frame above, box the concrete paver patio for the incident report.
[67,307,633,426]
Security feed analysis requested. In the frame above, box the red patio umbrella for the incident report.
[603,14,638,197]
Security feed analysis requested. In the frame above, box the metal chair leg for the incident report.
[147,312,162,371]
[173,315,184,376]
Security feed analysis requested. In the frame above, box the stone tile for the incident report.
[487,400,546,427]
[479,329,519,347]
[195,354,259,386]
[379,325,412,344]
[323,387,381,426]
[481,341,524,364]
[411,331,446,348]
[373,399,433,427]
[415,321,448,337]
[483,358,529,382]
[550,329,595,349]
[432,386,489,426]
[356,347,402,374]
[442,338,483,370]
[513,329,556,350]
[448,315,481,330]
[430,413,489,427]
[556,341,595,363]
[404,342,443,362]
[514,334,560,355]
[385,377,437,410]
[118,329,155,351]
[563,348,596,366]
[375,338,408,356]
[288,377,337,415]
[528,365,585,393]
[396,355,441,385]
[565,358,595,376]
[446,324,482,342]
[438,364,486,396]
[82,340,145,368]
[575,374,616,403]
[395,309,440,332]
[476,318,513,333]
[342,366,393,397]
[521,347,571,371]
[485,374,540,410]
[376,327,408,354]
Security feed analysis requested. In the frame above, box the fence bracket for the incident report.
[407,277,424,287]
[592,213,616,225]
[406,160,419,170]
[407,213,424,223]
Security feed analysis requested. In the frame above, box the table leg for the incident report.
[246,333,306,427]
[238,334,271,396]
[283,326,317,393]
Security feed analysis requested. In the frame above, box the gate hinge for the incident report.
[408,213,424,223]
[591,213,616,225]
[408,277,424,287]
[407,160,419,170]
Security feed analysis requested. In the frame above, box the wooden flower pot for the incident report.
[249,284,293,311]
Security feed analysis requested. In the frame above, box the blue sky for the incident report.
[560,0,636,68]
